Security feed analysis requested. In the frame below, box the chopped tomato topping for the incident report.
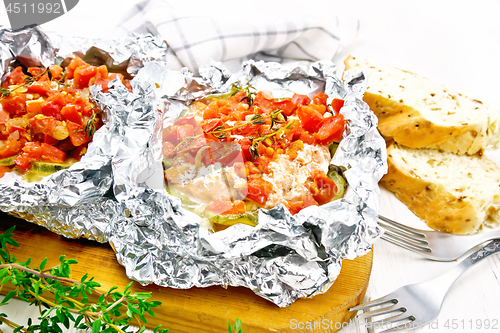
[1,94,27,117]
[206,198,245,215]
[297,104,324,133]
[246,177,273,205]
[310,170,338,205]
[0,138,22,159]
[2,67,27,87]
[312,92,328,106]
[66,57,88,79]
[67,121,90,147]
[331,98,345,115]
[314,114,345,145]
[60,105,82,124]
[74,65,97,89]
[291,93,311,106]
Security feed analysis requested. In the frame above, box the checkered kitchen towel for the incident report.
[116,0,359,74]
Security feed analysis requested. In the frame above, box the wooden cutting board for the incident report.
[0,212,372,333]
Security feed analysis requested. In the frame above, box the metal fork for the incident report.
[378,215,500,261]
[350,239,500,332]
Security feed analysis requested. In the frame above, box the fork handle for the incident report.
[433,239,500,290]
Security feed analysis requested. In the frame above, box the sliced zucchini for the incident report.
[328,142,339,157]
[327,165,347,201]
[162,157,173,169]
[0,155,17,166]
[31,161,72,173]
[22,170,53,183]
[204,211,258,227]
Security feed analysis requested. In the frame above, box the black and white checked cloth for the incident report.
[116,0,359,74]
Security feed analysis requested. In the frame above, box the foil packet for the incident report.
[100,60,387,306]
[0,26,167,242]
[0,26,387,306]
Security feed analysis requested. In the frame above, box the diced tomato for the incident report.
[0,138,21,159]
[314,114,345,145]
[204,133,220,143]
[277,128,294,149]
[0,94,27,117]
[274,99,296,116]
[246,177,273,205]
[43,134,59,145]
[0,107,8,124]
[311,170,338,205]
[0,166,10,178]
[56,138,76,152]
[254,91,275,113]
[291,93,311,106]
[298,130,316,145]
[174,116,198,128]
[286,140,304,160]
[245,161,260,175]
[176,125,194,141]
[312,92,328,106]
[297,104,324,133]
[66,57,88,79]
[49,65,63,80]
[205,198,245,215]
[69,143,88,161]
[92,77,112,92]
[163,141,175,157]
[203,102,220,119]
[201,119,221,133]
[205,197,233,214]
[286,195,318,215]
[234,138,252,161]
[252,155,270,173]
[73,96,93,117]
[60,105,82,124]
[41,100,63,120]
[41,143,66,163]
[74,65,97,89]
[331,98,345,115]
[66,121,90,147]
[2,67,27,87]
[96,65,109,79]
[9,125,26,134]
[210,142,243,167]
[232,121,259,136]
[163,126,179,145]
[27,81,51,94]
[27,67,49,81]
[13,153,32,171]
[29,116,61,137]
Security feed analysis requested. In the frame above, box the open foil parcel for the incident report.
[0,27,387,306]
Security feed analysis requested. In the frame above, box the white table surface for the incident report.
[1,1,500,332]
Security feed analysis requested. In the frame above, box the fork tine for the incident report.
[379,221,429,245]
[349,295,396,312]
[357,305,405,319]
[381,230,432,251]
[381,234,432,256]
[378,215,427,237]
[377,315,417,333]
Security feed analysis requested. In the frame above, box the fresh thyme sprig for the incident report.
[0,226,169,333]
[249,118,295,159]
[74,105,101,138]
[0,67,50,99]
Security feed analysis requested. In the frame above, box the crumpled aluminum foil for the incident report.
[0,27,167,242]
[101,60,388,307]
[0,26,387,307]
